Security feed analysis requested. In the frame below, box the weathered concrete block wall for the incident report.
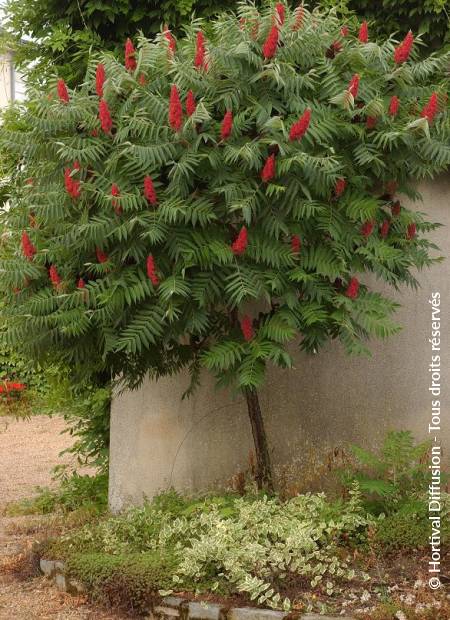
[109,176,450,512]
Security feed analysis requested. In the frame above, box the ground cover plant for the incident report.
[1,2,449,492]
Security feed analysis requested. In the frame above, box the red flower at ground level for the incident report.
[261,154,276,182]
[169,85,183,132]
[146,255,159,286]
[394,31,414,64]
[220,110,233,140]
[57,79,69,103]
[345,277,360,299]
[262,26,279,59]
[232,226,248,255]
[289,108,311,141]
[144,176,158,205]
[240,315,254,342]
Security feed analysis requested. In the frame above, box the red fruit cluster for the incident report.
[125,38,137,71]
[361,220,374,238]
[340,25,349,37]
[289,108,311,141]
[348,74,360,99]
[389,95,400,117]
[194,31,206,69]
[186,90,196,117]
[49,265,61,288]
[21,231,36,260]
[111,184,121,213]
[165,30,176,54]
[366,116,377,129]
[99,99,113,133]
[240,315,254,342]
[421,92,438,124]
[220,110,233,140]
[232,226,248,255]
[57,79,69,103]
[380,220,390,238]
[406,223,416,240]
[146,255,159,286]
[391,201,401,216]
[261,154,276,182]
[358,21,368,43]
[394,31,414,64]
[64,163,81,199]
[262,26,279,59]
[275,3,285,25]
[96,247,109,263]
[291,234,301,254]
[77,278,86,289]
[0,381,26,394]
[96,63,105,97]
[292,5,304,31]
[169,85,183,132]
[144,176,158,205]
[345,277,360,299]
[335,178,346,197]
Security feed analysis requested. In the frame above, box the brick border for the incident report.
[40,558,354,620]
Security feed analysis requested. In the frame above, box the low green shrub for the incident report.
[66,550,178,613]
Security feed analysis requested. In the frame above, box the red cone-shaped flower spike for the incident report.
[77,278,86,289]
[57,79,69,103]
[389,95,400,117]
[275,3,285,25]
[348,74,360,99]
[99,99,112,133]
[169,85,183,132]
[358,21,368,43]
[186,90,196,117]
[125,38,137,71]
[345,277,360,299]
[49,265,61,288]
[335,178,346,197]
[394,31,414,64]
[96,63,105,97]
[366,116,377,129]
[340,25,349,37]
[231,226,248,255]
[421,92,438,124]
[240,315,254,342]
[144,176,157,205]
[220,110,233,140]
[380,220,390,239]
[262,26,279,59]
[146,255,159,286]
[21,231,36,260]
[391,201,401,216]
[406,223,416,240]
[165,30,176,54]
[96,247,108,263]
[261,154,276,182]
[289,108,311,141]
[291,234,301,254]
[361,220,374,238]
[194,31,206,69]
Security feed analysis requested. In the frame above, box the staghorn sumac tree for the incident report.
[1,2,449,490]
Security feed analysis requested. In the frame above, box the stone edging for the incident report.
[40,558,355,620]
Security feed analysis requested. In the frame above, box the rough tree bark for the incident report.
[244,387,274,492]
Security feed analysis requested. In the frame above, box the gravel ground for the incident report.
[0,415,130,620]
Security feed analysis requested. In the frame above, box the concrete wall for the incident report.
[109,175,450,512]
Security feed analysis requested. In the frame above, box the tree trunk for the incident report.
[244,387,274,492]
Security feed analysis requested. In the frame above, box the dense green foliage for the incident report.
[1,4,448,398]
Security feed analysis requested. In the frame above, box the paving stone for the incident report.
[54,572,67,592]
[186,601,223,620]
[300,615,354,619]
[39,559,55,577]
[228,607,288,620]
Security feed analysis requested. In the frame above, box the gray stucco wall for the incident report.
[109,176,450,512]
